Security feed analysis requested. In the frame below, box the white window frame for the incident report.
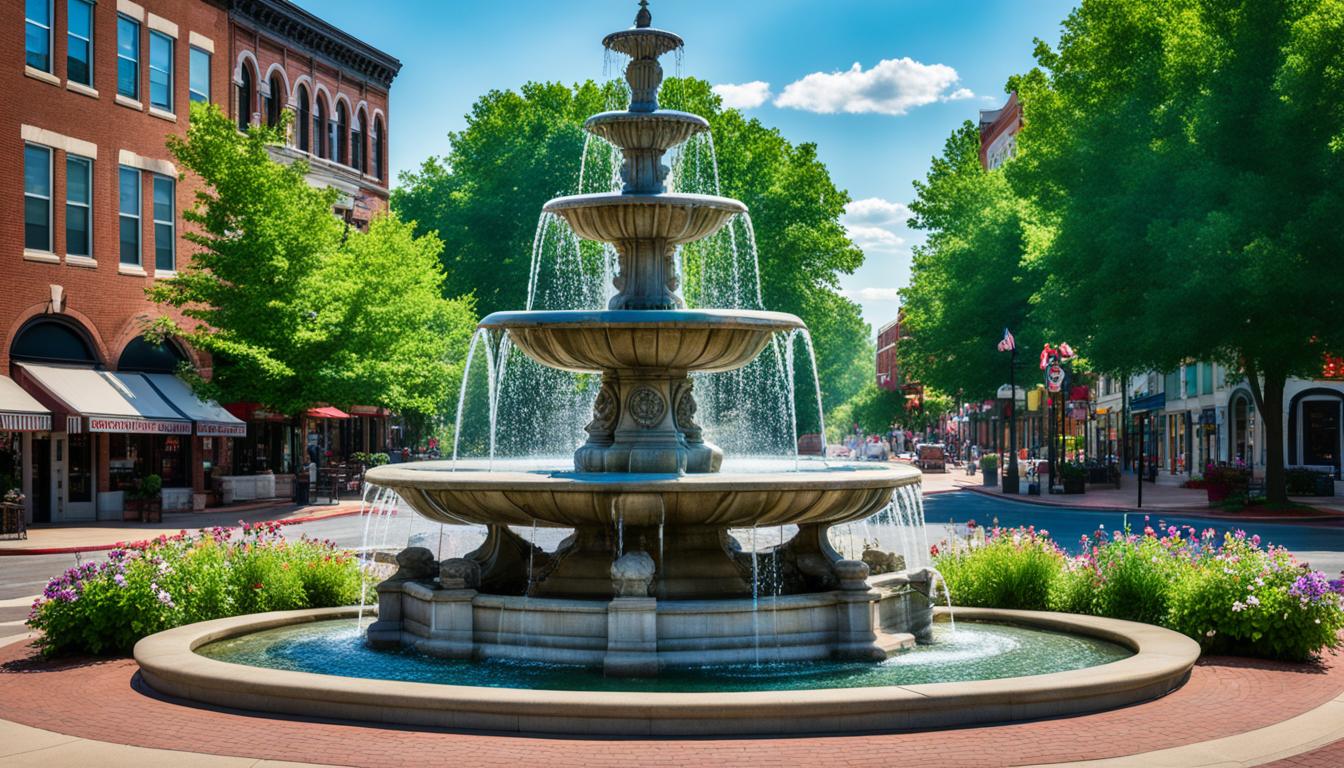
[189,46,210,104]
[24,143,53,254]
[66,0,94,86]
[25,0,53,73]
[117,15,140,100]
[119,165,142,267]
[152,174,175,274]
[65,155,93,260]
[149,30,173,113]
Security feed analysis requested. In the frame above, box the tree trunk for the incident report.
[1245,361,1288,505]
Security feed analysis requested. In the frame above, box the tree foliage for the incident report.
[1010,0,1344,501]
[394,77,872,413]
[898,121,1044,401]
[149,103,475,419]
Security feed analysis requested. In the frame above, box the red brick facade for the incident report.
[3,0,398,522]
[876,315,902,392]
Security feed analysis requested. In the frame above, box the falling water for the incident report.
[750,524,760,666]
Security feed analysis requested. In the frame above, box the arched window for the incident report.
[296,85,310,152]
[11,318,97,364]
[237,64,254,130]
[313,96,327,159]
[351,109,366,172]
[266,73,284,128]
[335,101,348,165]
[373,117,385,181]
[118,337,187,373]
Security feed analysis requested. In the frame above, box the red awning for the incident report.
[306,406,351,420]
[223,402,288,423]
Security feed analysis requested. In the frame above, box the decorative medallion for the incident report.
[627,386,666,428]
[586,382,619,435]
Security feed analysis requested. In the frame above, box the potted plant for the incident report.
[1060,461,1086,494]
[135,474,163,523]
[980,454,999,487]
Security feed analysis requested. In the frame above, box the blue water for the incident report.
[924,492,1344,556]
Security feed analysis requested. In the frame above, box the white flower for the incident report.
[1232,601,1247,612]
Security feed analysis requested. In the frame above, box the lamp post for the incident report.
[997,329,1020,494]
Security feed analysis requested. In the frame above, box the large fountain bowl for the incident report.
[364,459,920,530]
[544,193,745,245]
[480,309,803,373]
[585,110,709,151]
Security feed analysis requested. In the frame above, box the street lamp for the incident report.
[998,329,1020,494]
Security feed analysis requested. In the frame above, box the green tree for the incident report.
[1011,0,1344,502]
[899,122,1044,401]
[148,103,475,420]
[395,78,871,415]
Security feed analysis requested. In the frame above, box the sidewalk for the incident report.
[0,499,364,555]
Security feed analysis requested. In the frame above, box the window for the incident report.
[313,97,327,158]
[351,111,365,172]
[152,175,174,271]
[189,47,210,103]
[149,31,172,111]
[1201,362,1214,395]
[24,144,52,252]
[373,117,384,180]
[67,0,93,86]
[119,166,141,265]
[296,85,310,151]
[237,64,253,129]
[66,156,92,257]
[266,73,283,127]
[335,102,348,164]
[117,15,140,99]
[1185,365,1198,398]
[25,0,51,71]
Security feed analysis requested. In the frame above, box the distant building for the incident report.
[978,92,1021,170]
[876,314,902,392]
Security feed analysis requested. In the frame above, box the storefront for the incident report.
[0,376,52,524]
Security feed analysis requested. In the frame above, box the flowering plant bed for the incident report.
[934,523,1344,661]
[27,522,369,657]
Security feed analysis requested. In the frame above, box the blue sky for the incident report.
[296,0,1077,329]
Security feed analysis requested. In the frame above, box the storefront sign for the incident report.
[1045,364,1066,392]
[86,417,191,435]
[197,422,248,437]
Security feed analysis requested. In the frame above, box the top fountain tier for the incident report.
[602,0,682,113]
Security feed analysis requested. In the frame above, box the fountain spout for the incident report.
[635,0,651,29]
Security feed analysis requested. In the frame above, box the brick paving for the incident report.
[0,640,1341,767]
[1265,738,1344,767]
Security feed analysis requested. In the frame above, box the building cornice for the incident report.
[230,0,401,88]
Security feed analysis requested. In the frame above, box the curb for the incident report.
[0,506,365,557]
[948,484,1344,525]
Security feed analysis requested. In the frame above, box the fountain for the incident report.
[361,2,927,674]
[132,3,1200,736]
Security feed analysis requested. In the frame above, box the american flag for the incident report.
[997,328,1015,352]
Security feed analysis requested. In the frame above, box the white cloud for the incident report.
[712,81,772,110]
[839,287,902,302]
[844,225,906,254]
[844,197,912,227]
[775,57,971,115]
[944,87,975,101]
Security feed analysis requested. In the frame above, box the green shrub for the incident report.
[980,454,998,473]
[27,522,369,656]
[935,527,1062,610]
[934,524,1344,661]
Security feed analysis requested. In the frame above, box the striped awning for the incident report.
[0,375,51,432]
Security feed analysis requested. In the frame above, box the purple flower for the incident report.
[113,573,126,587]
[1291,572,1333,605]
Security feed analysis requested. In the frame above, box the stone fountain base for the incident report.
[367,550,936,676]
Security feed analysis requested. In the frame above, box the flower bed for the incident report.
[934,523,1344,661]
[27,522,369,657]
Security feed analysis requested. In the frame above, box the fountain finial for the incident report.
[635,0,651,29]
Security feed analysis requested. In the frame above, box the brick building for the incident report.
[2,0,399,525]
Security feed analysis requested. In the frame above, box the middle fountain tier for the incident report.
[366,4,922,672]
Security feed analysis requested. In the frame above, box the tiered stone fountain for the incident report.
[364,1,927,675]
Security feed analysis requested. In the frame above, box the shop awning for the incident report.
[0,375,50,431]
[17,363,190,434]
[348,405,391,417]
[307,406,351,420]
[142,374,247,437]
[223,402,288,423]
[1130,393,1166,413]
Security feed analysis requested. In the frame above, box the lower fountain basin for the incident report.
[364,458,917,530]
[135,606,1199,736]
[480,309,804,374]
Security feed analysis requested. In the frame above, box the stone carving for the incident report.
[627,386,666,428]
[862,548,905,575]
[611,551,657,597]
[834,560,872,591]
[390,547,437,582]
[673,382,703,441]
[439,558,482,590]
[585,381,619,437]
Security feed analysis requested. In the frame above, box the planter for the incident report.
[1315,474,1336,497]
[123,498,143,522]
[141,499,162,524]
[982,469,999,487]
[1062,477,1086,494]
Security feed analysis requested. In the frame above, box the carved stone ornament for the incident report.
[627,386,666,428]
[674,385,698,430]
[587,382,619,434]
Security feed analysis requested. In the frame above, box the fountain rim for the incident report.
[477,307,804,331]
[584,109,709,130]
[542,191,747,215]
[364,459,918,493]
[601,26,683,53]
[134,606,1200,736]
